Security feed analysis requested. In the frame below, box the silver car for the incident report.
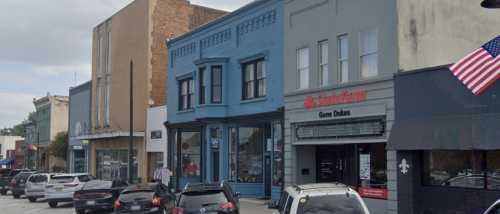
[25,173,58,202]
[45,173,93,208]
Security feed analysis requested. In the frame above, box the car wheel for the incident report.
[28,197,36,202]
[75,208,85,214]
[12,193,20,199]
[48,201,58,208]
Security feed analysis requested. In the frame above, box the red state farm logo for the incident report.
[303,96,316,109]
[303,90,367,109]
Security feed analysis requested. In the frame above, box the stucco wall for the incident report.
[49,97,69,142]
[397,0,500,71]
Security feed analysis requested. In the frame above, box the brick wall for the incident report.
[149,0,227,107]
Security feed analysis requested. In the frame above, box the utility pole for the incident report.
[128,60,134,184]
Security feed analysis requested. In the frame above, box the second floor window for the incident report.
[211,66,222,103]
[360,29,378,79]
[319,41,328,86]
[199,67,206,105]
[243,59,266,100]
[179,78,194,111]
[297,48,310,89]
[338,35,349,83]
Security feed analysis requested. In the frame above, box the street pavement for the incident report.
[0,193,274,214]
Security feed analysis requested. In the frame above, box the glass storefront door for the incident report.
[96,149,137,181]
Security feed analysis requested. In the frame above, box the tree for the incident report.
[48,132,68,160]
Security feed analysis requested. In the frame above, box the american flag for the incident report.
[449,36,500,95]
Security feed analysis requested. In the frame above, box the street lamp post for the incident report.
[128,60,134,184]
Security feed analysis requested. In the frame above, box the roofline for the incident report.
[69,80,91,92]
[166,0,279,47]
[395,64,452,77]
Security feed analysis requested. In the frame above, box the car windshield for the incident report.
[179,190,228,210]
[50,176,75,184]
[83,180,112,190]
[28,175,47,183]
[297,194,365,214]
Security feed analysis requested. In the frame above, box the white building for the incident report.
[146,106,167,182]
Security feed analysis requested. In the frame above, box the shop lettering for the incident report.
[304,90,368,109]
[319,110,351,118]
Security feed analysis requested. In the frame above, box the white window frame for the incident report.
[338,34,349,84]
[297,47,310,90]
[318,40,329,87]
[360,29,378,79]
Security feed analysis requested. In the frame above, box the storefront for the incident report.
[390,65,500,214]
[284,78,396,214]
[167,112,284,199]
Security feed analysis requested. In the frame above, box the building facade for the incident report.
[146,105,168,181]
[14,140,24,169]
[390,66,500,214]
[68,81,92,173]
[0,136,23,168]
[33,95,69,171]
[83,0,227,182]
[283,0,499,214]
[166,0,284,199]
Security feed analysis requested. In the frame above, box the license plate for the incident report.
[86,201,96,206]
[131,205,141,211]
[55,187,63,192]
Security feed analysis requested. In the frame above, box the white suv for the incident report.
[270,183,370,214]
[45,173,93,208]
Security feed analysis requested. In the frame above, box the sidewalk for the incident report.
[240,198,274,214]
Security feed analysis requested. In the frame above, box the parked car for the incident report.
[484,199,500,214]
[73,179,128,214]
[269,183,370,214]
[45,173,93,208]
[174,181,240,214]
[25,173,58,202]
[114,183,175,214]
[10,171,37,199]
[0,169,27,195]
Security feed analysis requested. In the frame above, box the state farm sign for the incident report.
[303,90,367,109]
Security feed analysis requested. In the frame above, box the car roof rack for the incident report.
[295,183,350,193]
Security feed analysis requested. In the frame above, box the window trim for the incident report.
[178,78,194,111]
[210,65,222,104]
[359,29,378,79]
[199,67,206,105]
[297,47,310,90]
[242,58,266,100]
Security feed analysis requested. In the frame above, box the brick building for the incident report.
[80,0,227,182]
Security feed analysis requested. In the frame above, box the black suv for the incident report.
[174,181,240,214]
[10,171,37,198]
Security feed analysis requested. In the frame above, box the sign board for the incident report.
[357,187,388,200]
[359,154,371,180]
[304,90,367,109]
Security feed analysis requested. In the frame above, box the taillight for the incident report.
[220,202,235,210]
[114,200,121,209]
[152,196,161,207]
[172,207,184,214]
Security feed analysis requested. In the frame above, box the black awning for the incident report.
[389,65,500,150]
[389,113,500,150]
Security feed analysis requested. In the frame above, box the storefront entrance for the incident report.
[316,145,357,186]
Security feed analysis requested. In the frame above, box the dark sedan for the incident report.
[114,183,175,214]
[73,179,129,214]
[10,171,36,198]
[174,182,240,214]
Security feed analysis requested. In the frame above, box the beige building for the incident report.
[85,0,227,182]
[32,95,69,171]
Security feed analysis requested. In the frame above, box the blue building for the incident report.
[68,81,92,173]
[166,0,284,199]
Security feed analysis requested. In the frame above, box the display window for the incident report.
[180,132,201,180]
[357,143,387,199]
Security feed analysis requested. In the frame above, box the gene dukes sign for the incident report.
[303,90,368,109]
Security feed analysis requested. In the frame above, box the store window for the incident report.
[180,132,201,180]
[358,144,387,190]
[228,128,238,181]
[96,149,137,181]
[148,152,164,182]
[73,150,86,173]
[238,127,263,183]
[211,66,222,104]
[360,29,378,79]
[297,48,310,89]
[422,151,496,190]
[272,121,284,187]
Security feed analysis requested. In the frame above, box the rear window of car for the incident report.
[179,190,228,209]
[16,173,34,180]
[83,180,112,190]
[297,194,365,214]
[50,176,76,184]
[120,190,155,201]
[9,170,22,177]
[28,175,47,183]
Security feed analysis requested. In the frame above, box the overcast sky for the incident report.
[0,0,252,129]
